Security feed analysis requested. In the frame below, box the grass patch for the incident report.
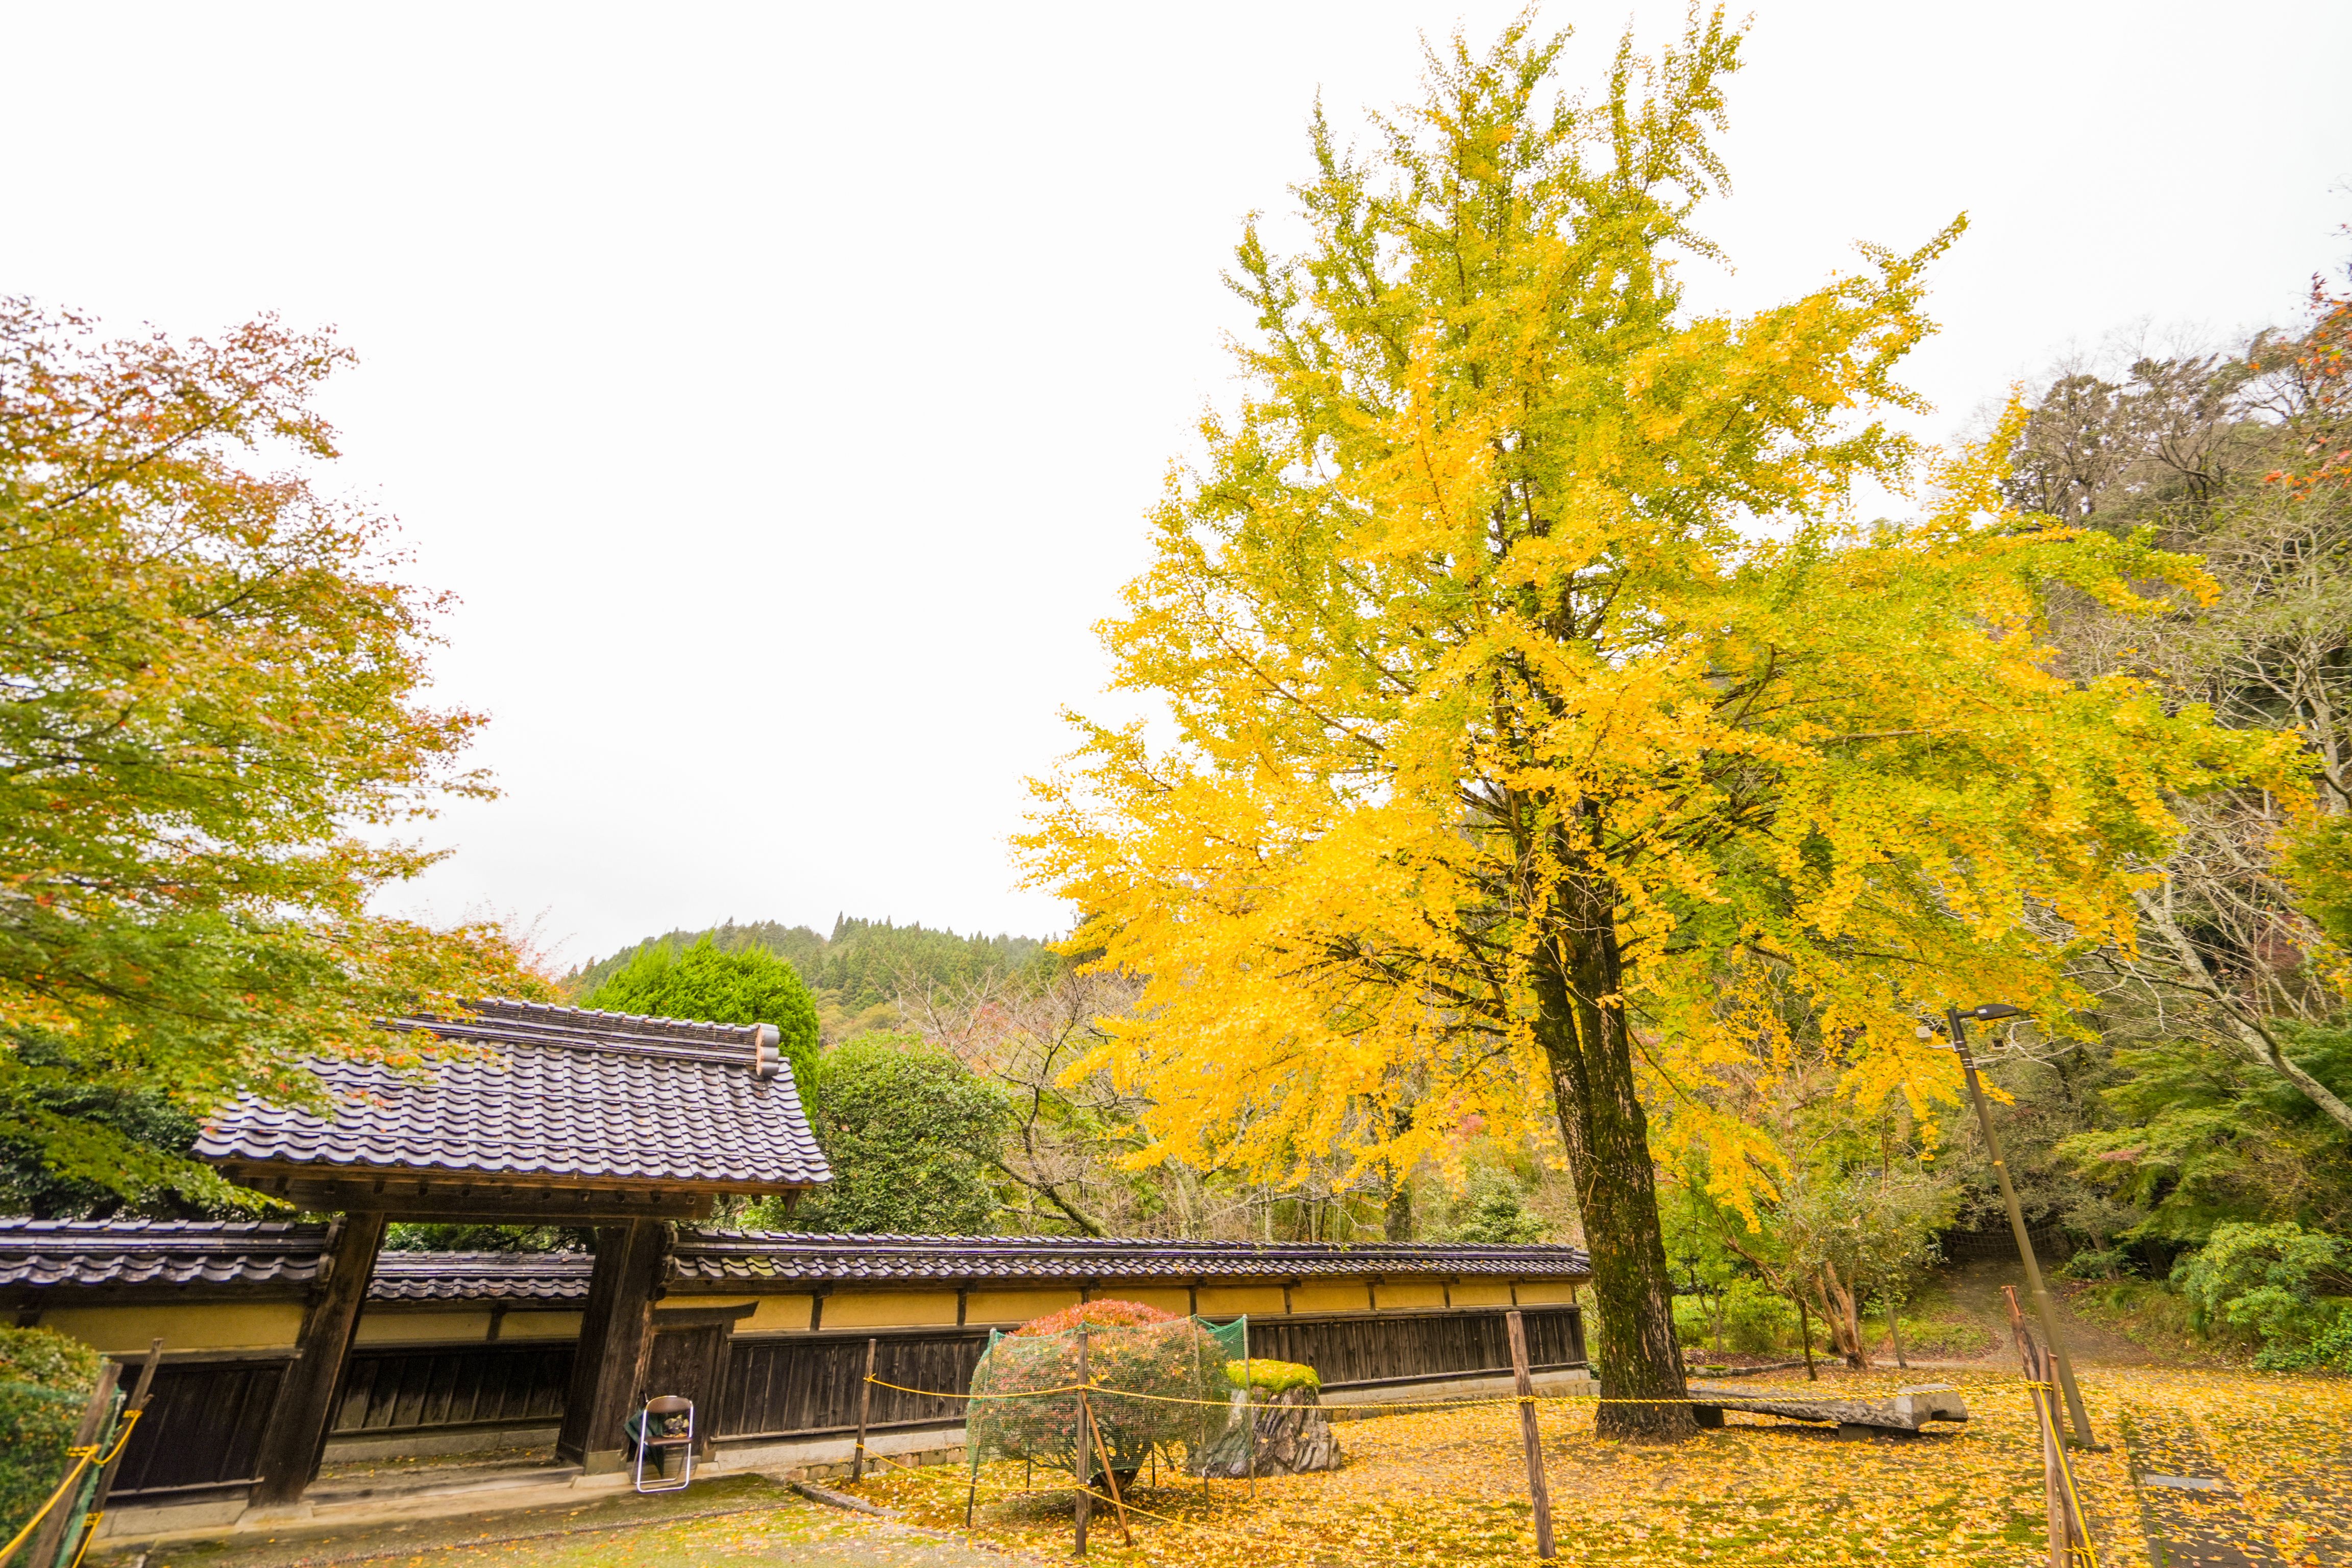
[2068,1279,2227,1362]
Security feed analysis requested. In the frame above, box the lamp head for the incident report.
[1967,1002,2030,1021]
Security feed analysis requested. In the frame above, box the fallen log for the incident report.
[1687,1382,1969,1438]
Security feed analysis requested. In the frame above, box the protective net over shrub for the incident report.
[964,1301,1248,1488]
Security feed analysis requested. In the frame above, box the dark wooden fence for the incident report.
[1245,1305,1585,1389]
[106,1303,1583,1501]
[330,1341,575,1436]
[713,1306,1585,1439]
[105,1356,290,1503]
[717,1328,987,1439]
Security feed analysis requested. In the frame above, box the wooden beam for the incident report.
[554,1219,671,1472]
[252,1177,718,1222]
[251,1212,386,1506]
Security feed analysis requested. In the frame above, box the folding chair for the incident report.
[632,1394,696,1493]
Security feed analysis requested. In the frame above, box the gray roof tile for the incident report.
[194,1000,830,1189]
[670,1229,1592,1284]
[2,1221,1588,1302]
[0,1218,329,1290]
[371,1249,593,1303]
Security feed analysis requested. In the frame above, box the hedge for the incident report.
[0,1327,103,1546]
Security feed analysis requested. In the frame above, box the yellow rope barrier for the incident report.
[0,1408,142,1568]
[869,1373,2047,1413]
[62,1514,103,1568]
[2021,1380,2103,1568]
[85,1408,141,1469]
[0,1448,99,1567]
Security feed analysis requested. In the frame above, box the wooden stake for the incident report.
[1796,1293,1819,1381]
[1242,1318,1256,1500]
[28,1358,122,1568]
[1073,1326,1091,1557]
[80,1338,164,1555]
[1086,1392,1135,1547]
[2003,1286,2081,1568]
[1507,1310,1558,1565]
[2039,1360,2069,1568]
[852,1337,876,1483]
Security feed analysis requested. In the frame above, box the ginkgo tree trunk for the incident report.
[1019,14,2296,1438]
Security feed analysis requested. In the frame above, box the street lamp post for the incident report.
[1942,1003,2097,1449]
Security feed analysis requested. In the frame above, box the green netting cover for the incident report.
[966,1314,1250,1485]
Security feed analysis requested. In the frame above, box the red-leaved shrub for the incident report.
[1014,1298,1179,1336]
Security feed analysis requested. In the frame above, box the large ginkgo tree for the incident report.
[1018,15,2296,1435]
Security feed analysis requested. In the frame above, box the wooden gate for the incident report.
[643,1305,749,1454]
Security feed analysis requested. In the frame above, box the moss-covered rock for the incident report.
[1224,1357,1321,1396]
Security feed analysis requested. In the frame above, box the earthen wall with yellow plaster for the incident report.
[1289,1282,1370,1314]
[1449,1281,1514,1308]
[1098,1287,1194,1318]
[36,1302,305,1354]
[962,1288,1080,1325]
[1512,1280,1578,1305]
[354,1310,493,1345]
[1195,1285,1285,1316]
[820,1289,961,1329]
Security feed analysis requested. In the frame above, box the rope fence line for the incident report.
[849,1405,2065,1568]
[0,1408,142,1568]
[840,1375,2102,1568]
[864,1447,1336,1565]
[865,1373,2059,1413]
[2023,1378,2103,1568]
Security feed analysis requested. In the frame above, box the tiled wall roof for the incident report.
[670,1229,1592,1285]
[1,1221,1589,1303]
[370,1248,593,1302]
[193,999,830,1189]
[0,1218,330,1290]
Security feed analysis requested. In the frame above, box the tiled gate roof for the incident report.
[193,1000,830,1190]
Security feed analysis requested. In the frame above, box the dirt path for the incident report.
[1906,1255,2163,1369]
[2116,1400,2290,1568]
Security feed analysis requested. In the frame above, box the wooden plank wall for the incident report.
[718,1329,987,1439]
[331,1342,575,1436]
[103,1302,1584,1499]
[1247,1306,1586,1388]
[105,1358,290,1503]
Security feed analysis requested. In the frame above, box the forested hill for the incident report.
[563,917,1050,1038]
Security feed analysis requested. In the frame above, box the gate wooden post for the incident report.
[1507,1310,1558,1564]
[555,1219,672,1472]
[252,1212,386,1506]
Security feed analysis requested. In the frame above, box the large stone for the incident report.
[1190,1387,1343,1477]
[1686,1380,1970,1436]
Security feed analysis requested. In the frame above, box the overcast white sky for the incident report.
[7,3,2347,967]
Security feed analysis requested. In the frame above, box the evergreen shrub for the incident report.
[0,1327,101,1540]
